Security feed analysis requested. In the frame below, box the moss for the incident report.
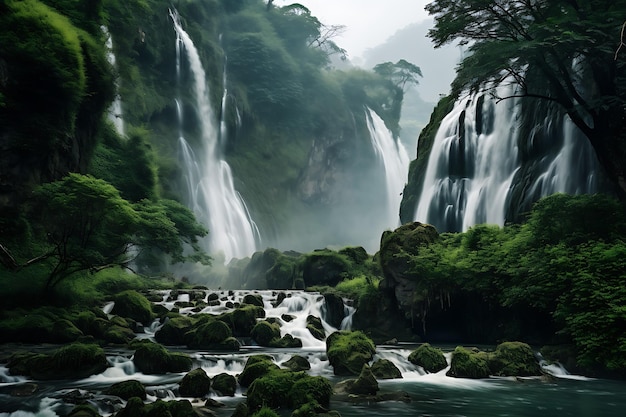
[251,320,281,346]
[155,315,195,345]
[289,375,333,408]
[251,406,280,417]
[282,355,311,372]
[186,319,233,349]
[111,290,154,325]
[326,330,376,376]
[238,354,279,387]
[132,341,192,375]
[243,293,264,307]
[408,343,448,373]
[490,341,541,376]
[306,315,326,341]
[220,304,266,337]
[68,404,101,417]
[302,250,353,287]
[105,379,146,400]
[446,346,490,379]
[371,358,402,379]
[178,368,211,397]
[103,324,135,344]
[269,334,302,348]
[212,372,237,396]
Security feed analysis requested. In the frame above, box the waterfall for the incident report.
[366,108,411,230]
[101,26,124,136]
[170,10,259,262]
[414,83,599,232]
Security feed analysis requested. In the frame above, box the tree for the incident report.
[426,0,626,195]
[373,59,422,92]
[3,174,209,291]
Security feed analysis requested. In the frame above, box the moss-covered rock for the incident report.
[243,293,264,307]
[52,319,84,343]
[8,343,108,380]
[446,346,490,379]
[179,368,211,397]
[371,358,402,379]
[67,404,101,417]
[490,342,541,376]
[282,355,311,372]
[105,379,146,400]
[326,330,376,376]
[302,249,352,287]
[349,364,379,395]
[212,372,237,396]
[155,315,195,345]
[186,320,234,349]
[238,354,279,387]
[251,320,281,346]
[269,333,303,348]
[111,290,154,325]
[103,324,135,345]
[408,343,448,373]
[306,315,326,341]
[322,293,346,329]
[132,341,192,375]
[115,398,197,417]
[220,304,266,337]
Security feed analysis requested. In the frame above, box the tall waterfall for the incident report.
[366,108,410,230]
[170,10,259,262]
[414,84,599,232]
[101,26,124,136]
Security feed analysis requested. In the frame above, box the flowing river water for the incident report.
[1,290,625,416]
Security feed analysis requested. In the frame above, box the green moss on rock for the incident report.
[251,320,281,346]
[408,343,448,373]
[111,290,154,325]
[306,315,326,341]
[238,354,279,387]
[326,330,376,376]
[371,358,402,379]
[132,341,192,374]
[178,368,211,397]
[105,379,146,400]
[490,342,541,376]
[446,346,490,379]
[212,372,237,396]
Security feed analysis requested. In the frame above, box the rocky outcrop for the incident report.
[326,330,376,376]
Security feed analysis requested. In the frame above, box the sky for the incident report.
[275,0,432,61]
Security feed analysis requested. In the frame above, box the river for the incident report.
[1,290,624,416]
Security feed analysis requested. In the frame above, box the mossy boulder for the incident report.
[242,293,264,307]
[132,341,192,375]
[238,354,279,387]
[322,292,346,329]
[446,346,491,379]
[0,311,55,343]
[116,398,197,417]
[251,320,281,346]
[246,370,332,412]
[269,333,303,348]
[67,405,101,417]
[371,358,402,379]
[105,379,146,400]
[52,319,84,343]
[282,355,311,372]
[155,315,195,345]
[349,364,379,395]
[408,343,448,373]
[8,343,108,380]
[266,256,298,289]
[103,324,135,345]
[178,368,211,397]
[220,305,266,337]
[490,342,541,376]
[379,222,440,316]
[306,315,326,341]
[111,290,154,325]
[186,320,235,349]
[326,330,376,376]
[302,249,352,287]
[212,372,237,396]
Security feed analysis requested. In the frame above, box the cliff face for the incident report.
[1,0,402,255]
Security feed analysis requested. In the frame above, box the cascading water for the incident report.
[170,10,259,262]
[101,26,124,137]
[366,107,411,230]
[414,83,599,232]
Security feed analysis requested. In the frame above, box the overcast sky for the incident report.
[274,0,432,61]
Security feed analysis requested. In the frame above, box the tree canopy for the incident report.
[426,0,626,195]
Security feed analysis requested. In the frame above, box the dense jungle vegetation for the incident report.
[1,0,626,379]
